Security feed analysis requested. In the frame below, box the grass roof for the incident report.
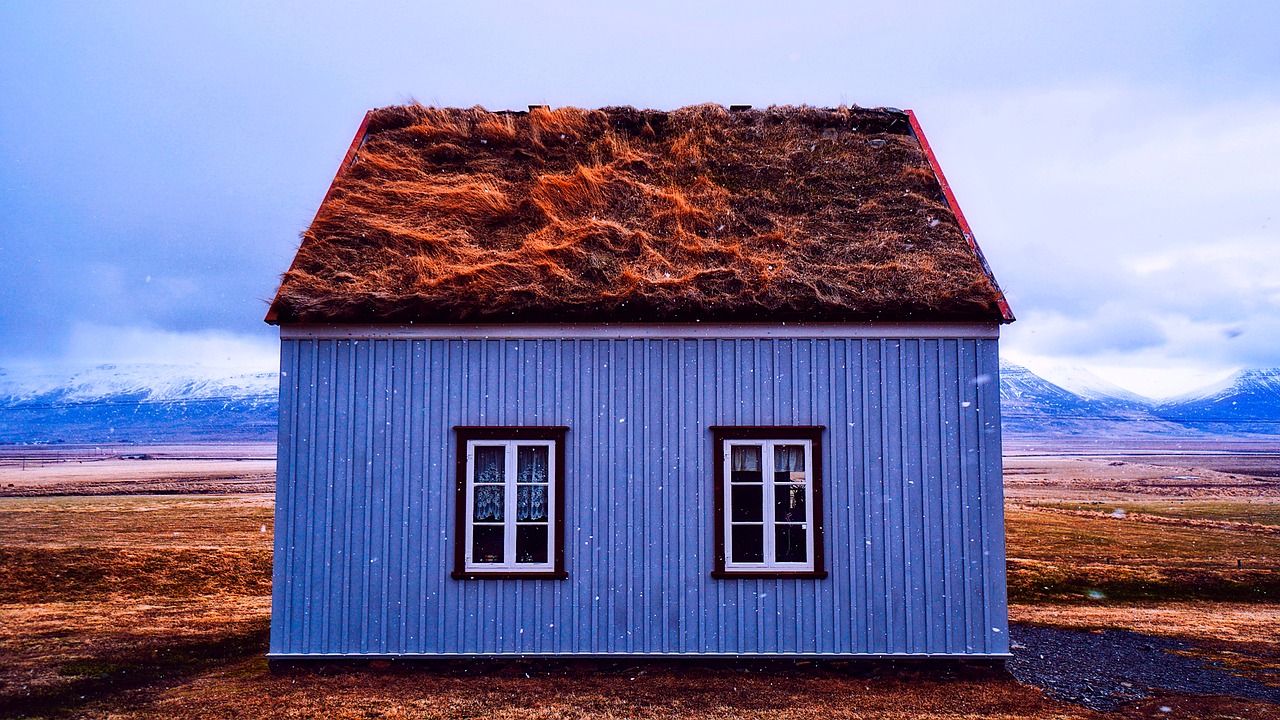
[267,104,1010,324]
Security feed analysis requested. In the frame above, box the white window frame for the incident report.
[463,439,557,573]
[722,438,816,572]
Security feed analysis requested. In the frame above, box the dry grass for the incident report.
[269,104,1007,324]
[0,546,271,602]
[1004,456,1280,605]
[0,494,274,718]
[0,495,272,603]
[5,453,1280,718]
[0,597,270,713]
[1003,456,1280,702]
[100,664,1095,720]
[1003,456,1280,503]
[1037,500,1280,528]
[1009,603,1279,649]
[3,491,1113,719]
[0,494,273,548]
[1006,505,1280,603]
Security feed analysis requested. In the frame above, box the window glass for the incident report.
[731,525,765,563]
[462,437,559,575]
[774,524,807,563]
[721,436,817,573]
[472,525,504,563]
[730,485,764,522]
[516,525,549,563]
[774,485,805,522]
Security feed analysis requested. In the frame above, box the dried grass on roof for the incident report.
[269,104,1007,323]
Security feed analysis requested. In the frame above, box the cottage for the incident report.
[265,104,1014,659]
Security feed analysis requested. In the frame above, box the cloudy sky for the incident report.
[2,1,1277,398]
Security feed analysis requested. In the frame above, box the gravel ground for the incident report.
[1009,623,1280,711]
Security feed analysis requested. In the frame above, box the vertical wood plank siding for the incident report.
[270,337,1007,657]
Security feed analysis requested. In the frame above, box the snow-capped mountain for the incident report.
[998,361,1195,439]
[1030,365,1150,405]
[0,364,277,405]
[1152,369,1280,433]
[1000,361,1280,440]
[0,364,278,444]
[999,362,1131,415]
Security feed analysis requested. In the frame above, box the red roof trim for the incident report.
[905,110,1015,323]
[265,110,375,324]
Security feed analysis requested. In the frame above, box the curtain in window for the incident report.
[516,485,548,521]
[474,486,503,521]
[517,446,549,484]
[731,445,762,483]
[774,445,805,473]
[475,446,505,484]
[732,446,761,471]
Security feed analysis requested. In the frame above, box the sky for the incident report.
[1,1,1277,398]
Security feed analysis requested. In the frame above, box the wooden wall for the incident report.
[270,333,1007,657]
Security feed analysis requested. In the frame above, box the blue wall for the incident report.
[271,335,1007,657]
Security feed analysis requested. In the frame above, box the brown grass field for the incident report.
[0,450,1277,718]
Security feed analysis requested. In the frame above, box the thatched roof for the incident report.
[267,104,1012,325]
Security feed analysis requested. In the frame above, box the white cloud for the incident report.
[928,84,1280,396]
[59,324,278,373]
[1004,347,1237,401]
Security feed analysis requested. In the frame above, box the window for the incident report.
[711,426,826,579]
[453,427,568,579]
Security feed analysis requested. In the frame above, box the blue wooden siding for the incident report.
[271,337,1007,657]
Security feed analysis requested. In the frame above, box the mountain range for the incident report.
[1000,362,1280,440]
[0,364,277,444]
[1,362,1278,445]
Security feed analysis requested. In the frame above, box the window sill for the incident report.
[711,570,829,580]
[451,571,569,581]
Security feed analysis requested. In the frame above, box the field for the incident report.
[0,444,274,496]
[0,447,1277,718]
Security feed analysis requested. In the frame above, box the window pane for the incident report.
[474,446,505,484]
[774,444,806,483]
[731,445,762,483]
[517,485,548,522]
[517,445,549,484]
[472,525,504,563]
[473,485,504,521]
[775,524,807,563]
[515,525,549,564]
[774,485,806,522]
[730,525,764,563]
[730,485,763,522]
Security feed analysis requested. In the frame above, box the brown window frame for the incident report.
[452,426,569,580]
[710,426,828,580]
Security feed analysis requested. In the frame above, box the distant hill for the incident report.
[0,364,277,444]
[1,361,1277,445]
[1152,369,1280,435]
[1000,361,1280,441]
[1023,365,1151,405]
[998,362,1196,440]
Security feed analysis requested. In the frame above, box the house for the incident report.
[265,104,1014,659]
